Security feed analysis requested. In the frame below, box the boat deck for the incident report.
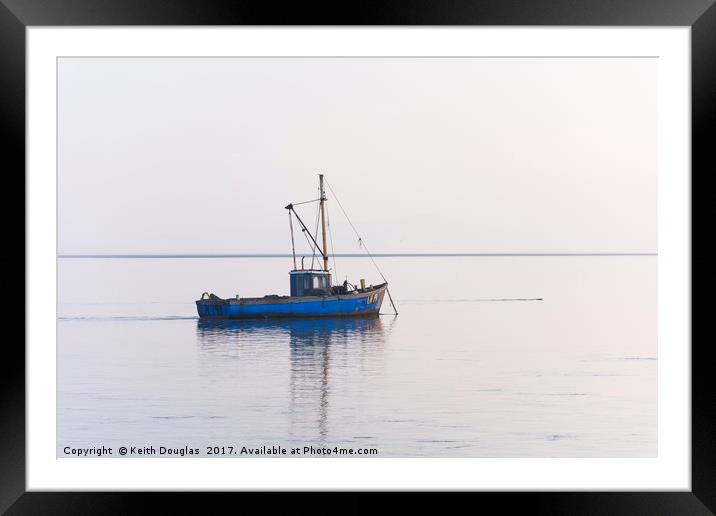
[196,283,388,318]
[201,283,387,305]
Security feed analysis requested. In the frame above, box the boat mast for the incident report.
[319,174,329,272]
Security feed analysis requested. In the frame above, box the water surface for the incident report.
[58,255,656,457]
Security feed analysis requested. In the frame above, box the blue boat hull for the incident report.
[196,283,387,319]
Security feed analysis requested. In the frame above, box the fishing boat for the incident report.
[196,174,397,319]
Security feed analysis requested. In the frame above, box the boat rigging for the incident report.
[196,174,397,319]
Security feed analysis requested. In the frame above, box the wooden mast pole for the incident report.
[319,174,329,272]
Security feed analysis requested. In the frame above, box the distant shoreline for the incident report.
[58,252,658,258]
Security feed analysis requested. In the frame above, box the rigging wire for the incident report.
[301,221,317,263]
[326,201,338,281]
[323,177,398,314]
[292,205,318,265]
[288,203,326,269]
[310,185,321,270]
[288,210,297,270]
[292,198,320,206]
[324,178,387,283]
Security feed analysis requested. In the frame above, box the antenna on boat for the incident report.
[319,174,330,272]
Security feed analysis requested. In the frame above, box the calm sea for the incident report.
[57,255,656,457]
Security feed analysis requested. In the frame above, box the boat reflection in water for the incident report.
[195,316,391,442]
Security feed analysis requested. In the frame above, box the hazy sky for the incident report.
[58,57,656,254]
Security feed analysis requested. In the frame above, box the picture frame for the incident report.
[5,0,709,512]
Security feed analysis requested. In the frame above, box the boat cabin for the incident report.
[289,270,332,297]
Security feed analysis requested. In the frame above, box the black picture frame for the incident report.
[3,1,709,513]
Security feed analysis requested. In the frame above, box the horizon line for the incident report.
[57,252,658,258]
